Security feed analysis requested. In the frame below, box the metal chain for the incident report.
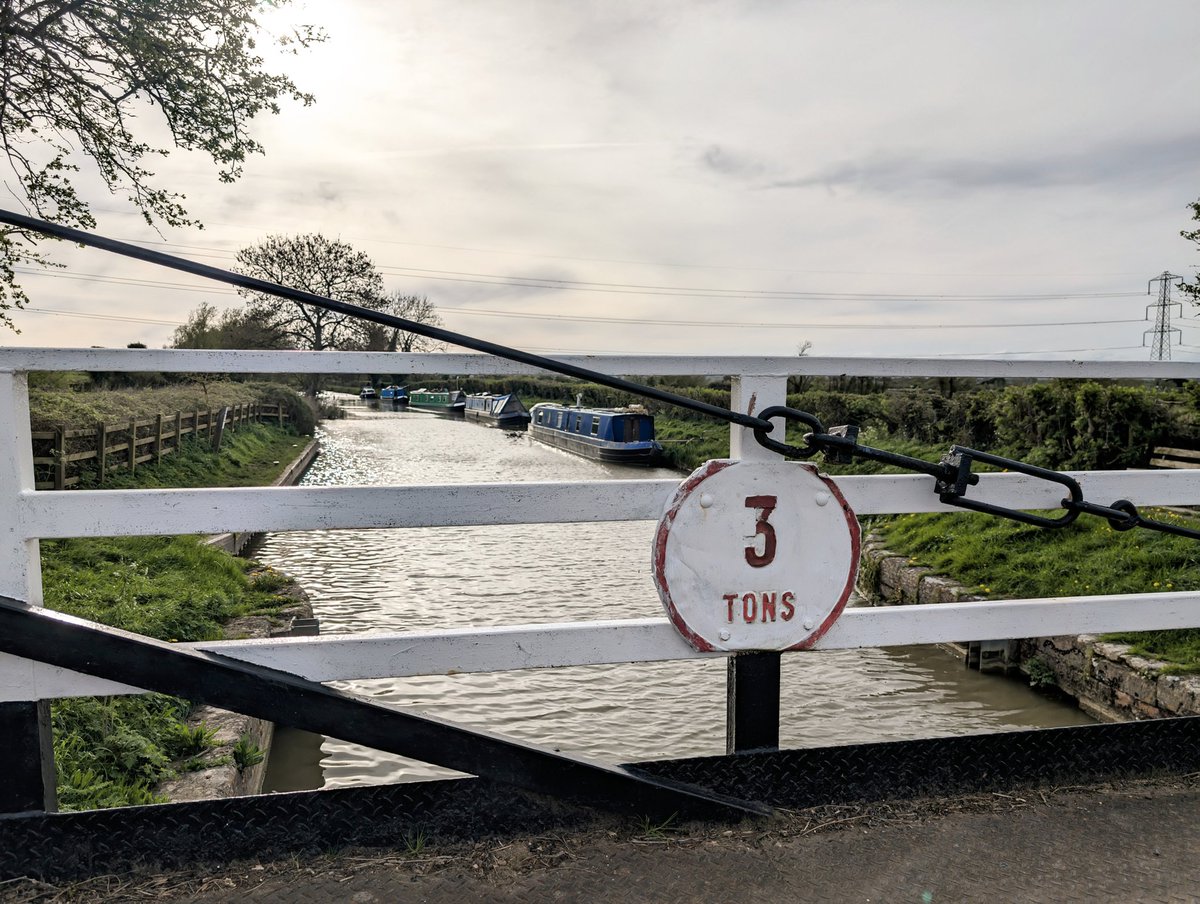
[2,208,1196,541]
[753,405,1200,541]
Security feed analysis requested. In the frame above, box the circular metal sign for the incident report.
[652,459,860,653]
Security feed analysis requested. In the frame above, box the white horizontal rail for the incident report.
[4,591,1199,701]
[19,469,1200,538]
[3,348,1200,379]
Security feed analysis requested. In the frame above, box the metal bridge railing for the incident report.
[3,348,1200,816]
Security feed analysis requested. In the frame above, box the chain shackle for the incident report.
[752,406,826,459]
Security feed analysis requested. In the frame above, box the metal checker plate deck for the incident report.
[3,715,1200,882]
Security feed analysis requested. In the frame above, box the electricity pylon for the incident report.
[1146,272,1183,361]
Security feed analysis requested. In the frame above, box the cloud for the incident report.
[699,144,766,179]
[764,132,1200,196]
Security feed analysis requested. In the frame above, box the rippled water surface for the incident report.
[260,407,1092,791]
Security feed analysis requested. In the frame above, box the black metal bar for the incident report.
[726,652,780,753]
[0,700,55,814]
[0,209,771,432]
[0,596,767,819]
[935,445,1083,529]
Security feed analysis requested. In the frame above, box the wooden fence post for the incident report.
[128,417,137,473]
[96,421,107,484]
[155,414,164,465]
[211,406,229,451]
[174,412,181,457]
[53,425,66,491]
[277,404,284,428]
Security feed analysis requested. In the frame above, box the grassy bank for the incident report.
[28,379,313,432]
[876,508,1200,673]
[88,424,309,489]
[40,421,311,810]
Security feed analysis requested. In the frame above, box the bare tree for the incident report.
[368,293,445,353]
[235,234,389,394]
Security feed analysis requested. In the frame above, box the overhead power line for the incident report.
[921,344,1146,358]
[88,205,1148,279]
[444,307,1140,331]
[22,306,181,326]
[40,236,1145,304]
[375,265,1141,302]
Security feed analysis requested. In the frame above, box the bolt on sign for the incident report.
[652,460,860,653]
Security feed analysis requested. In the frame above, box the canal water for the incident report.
[260,406,1092,792]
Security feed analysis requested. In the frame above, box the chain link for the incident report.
[752,406,1200,541]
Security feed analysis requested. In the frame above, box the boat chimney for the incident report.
[575,392,583,408]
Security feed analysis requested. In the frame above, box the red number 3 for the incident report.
[744,495,778,567]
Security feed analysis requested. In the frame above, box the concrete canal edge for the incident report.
[155,438,320,803]
[857,532,1200,722]
[206,438,321,555]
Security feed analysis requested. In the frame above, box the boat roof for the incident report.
[530,402,651,417]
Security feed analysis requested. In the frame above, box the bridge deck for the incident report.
[7,776,1196,902]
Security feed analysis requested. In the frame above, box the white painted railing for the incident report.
[3,348,1200,703]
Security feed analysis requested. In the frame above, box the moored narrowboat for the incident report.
[380,384,408,408]
[464,392,532,430]
[528,403,663,465]
[408,388,466,416]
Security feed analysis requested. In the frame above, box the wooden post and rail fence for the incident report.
[30,402,290,490]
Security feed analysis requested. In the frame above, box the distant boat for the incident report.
[529,403,663,465]
[408,388,466,416]
[380,384,408,408]
[464,392,532,430]
[359,385,378,400]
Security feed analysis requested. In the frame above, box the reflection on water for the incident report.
[260,408,1092,792]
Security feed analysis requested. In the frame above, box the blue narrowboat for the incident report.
[464,392,532,430]
[380,384,408,408]
[528,403,663,465]
[408,388,467,416]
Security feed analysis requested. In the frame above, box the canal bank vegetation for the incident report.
[458,373,1200,473]
[30,385,314,810]
[28,378,316,434]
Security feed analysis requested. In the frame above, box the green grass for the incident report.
[84,424,308,490]
[43,536,293,641]
[28,380,283,432]
[40,421,309,810]
[876,507,1200,673]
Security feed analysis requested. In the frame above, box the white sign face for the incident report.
[652,460,860,653]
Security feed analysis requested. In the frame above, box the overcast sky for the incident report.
[5,0,1200,361]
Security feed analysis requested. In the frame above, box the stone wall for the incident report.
[858,533,1200,722]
